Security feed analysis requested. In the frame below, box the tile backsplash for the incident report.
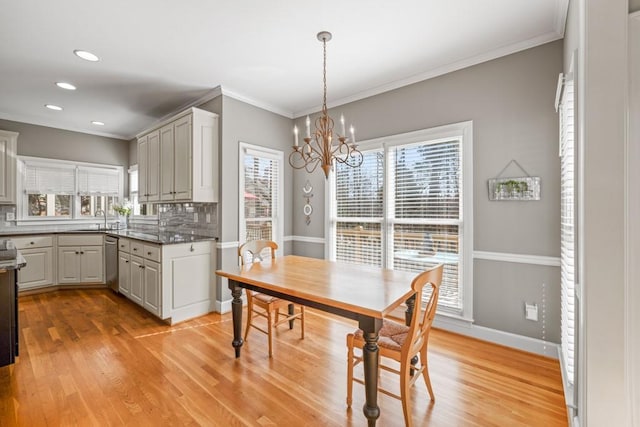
[156,203,218,237]
[0,205,16,229]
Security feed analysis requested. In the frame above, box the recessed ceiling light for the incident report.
[91,121,105,126]
[56,82,76,90]
[45,104,63,111]
[73,50,99,62]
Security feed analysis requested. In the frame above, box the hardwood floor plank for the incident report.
[0,289,568,426]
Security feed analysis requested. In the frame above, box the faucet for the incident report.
[95,209,108,230]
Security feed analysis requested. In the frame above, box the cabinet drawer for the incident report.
[118,238,130,253]
[11,235,53,249]
[143,244,161,262]
[58,234,103,246]
[130,241,144,256]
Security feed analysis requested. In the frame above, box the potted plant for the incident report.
[113,199,132,228]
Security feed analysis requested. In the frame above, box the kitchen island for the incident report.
[0,246,26,367]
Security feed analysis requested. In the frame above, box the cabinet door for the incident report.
[80,245,103,283]
[138,134,148,203]
[143,261,161,316]
[0,131,17,204]
[17,247,53,290]
[58,247,81,283]
[173,115,192,200]
[146,130,161,202]
[160,123,175,201]
[129,256,144,306]
[118,252,131,297]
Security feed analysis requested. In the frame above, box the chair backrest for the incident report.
[238,240,278,266]
[402,264,444,360]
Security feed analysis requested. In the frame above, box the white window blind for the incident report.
[240,146,283,245]
[334,149,384,267]
[388,140,462,311]
[24,163,75,194]
[78,166,120,196]
[331,132,466,314]
[560,77,576,384]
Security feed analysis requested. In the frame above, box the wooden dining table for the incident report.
[215,255,420,426]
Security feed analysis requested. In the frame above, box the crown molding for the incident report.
[219,86,294,119]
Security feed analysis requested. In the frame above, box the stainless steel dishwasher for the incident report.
[105,236,118,292]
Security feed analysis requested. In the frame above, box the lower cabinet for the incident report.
[117,238,214,323]
[10,235,54,290]
[118,252,131,297]
[57,235,104,285]
[119,239,161,317]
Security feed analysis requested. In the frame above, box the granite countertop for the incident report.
[0,227,216,246]
[0,253,26,271]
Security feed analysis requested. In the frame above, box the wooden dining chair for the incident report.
[346,264,443,427]
[238,240,305,357]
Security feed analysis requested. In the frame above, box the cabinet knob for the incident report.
[30,241,35,245]
[147,252,152,255]
[133,248,137,251]
[80,251,84,255]
[125,260,129,263]
[75,251,79,255]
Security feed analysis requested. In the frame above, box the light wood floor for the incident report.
[0,289,567,426]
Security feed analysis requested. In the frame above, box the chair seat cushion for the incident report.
[253,292,280,304]
[354,319,409,351]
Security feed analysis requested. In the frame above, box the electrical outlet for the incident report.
[206,213,211,223]
[6,212,15,221]
[525,303,538,321]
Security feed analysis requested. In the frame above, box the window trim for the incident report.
[325,121,473,321]
[238,142,284,257]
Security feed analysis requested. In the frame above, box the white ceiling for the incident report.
[0,0,567,140]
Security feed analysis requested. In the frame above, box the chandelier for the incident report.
[289,31,363,179]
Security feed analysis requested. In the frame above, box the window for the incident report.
[19,157,123,220]
[559,75,576,385]
[239,143,283,251]
[328,122,473,318]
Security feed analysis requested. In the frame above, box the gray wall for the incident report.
[293,40,563,342]
[199,95,293,303]
[631,0,640,12]
[0,118,130,190]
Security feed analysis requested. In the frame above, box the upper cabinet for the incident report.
[138,108,219,203]
[0,130,18,204]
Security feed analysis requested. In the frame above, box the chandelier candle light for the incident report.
[289,31,363,179]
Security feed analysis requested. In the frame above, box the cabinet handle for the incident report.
[190,244,194,252]
[125,260,129,263]
[30,241,35,245]
[133,248,138,251]
[147,252,152,255]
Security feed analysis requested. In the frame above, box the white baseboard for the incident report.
[215,299,559,358]
[434,314,559,358]
[216,299,232,314]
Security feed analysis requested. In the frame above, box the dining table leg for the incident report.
[229,280,244,358]
[359,316,383,426]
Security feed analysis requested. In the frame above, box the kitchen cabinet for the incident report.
[0,268,18,367]
[57,235,104,284]
[116,237,214,323]
[161,241,214,323]
[138,130,160,203]
[0,130,18,204]
[138,107,218,203]
[118,251,131,297]
[11,235,54,290]
[120,239,161,316]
